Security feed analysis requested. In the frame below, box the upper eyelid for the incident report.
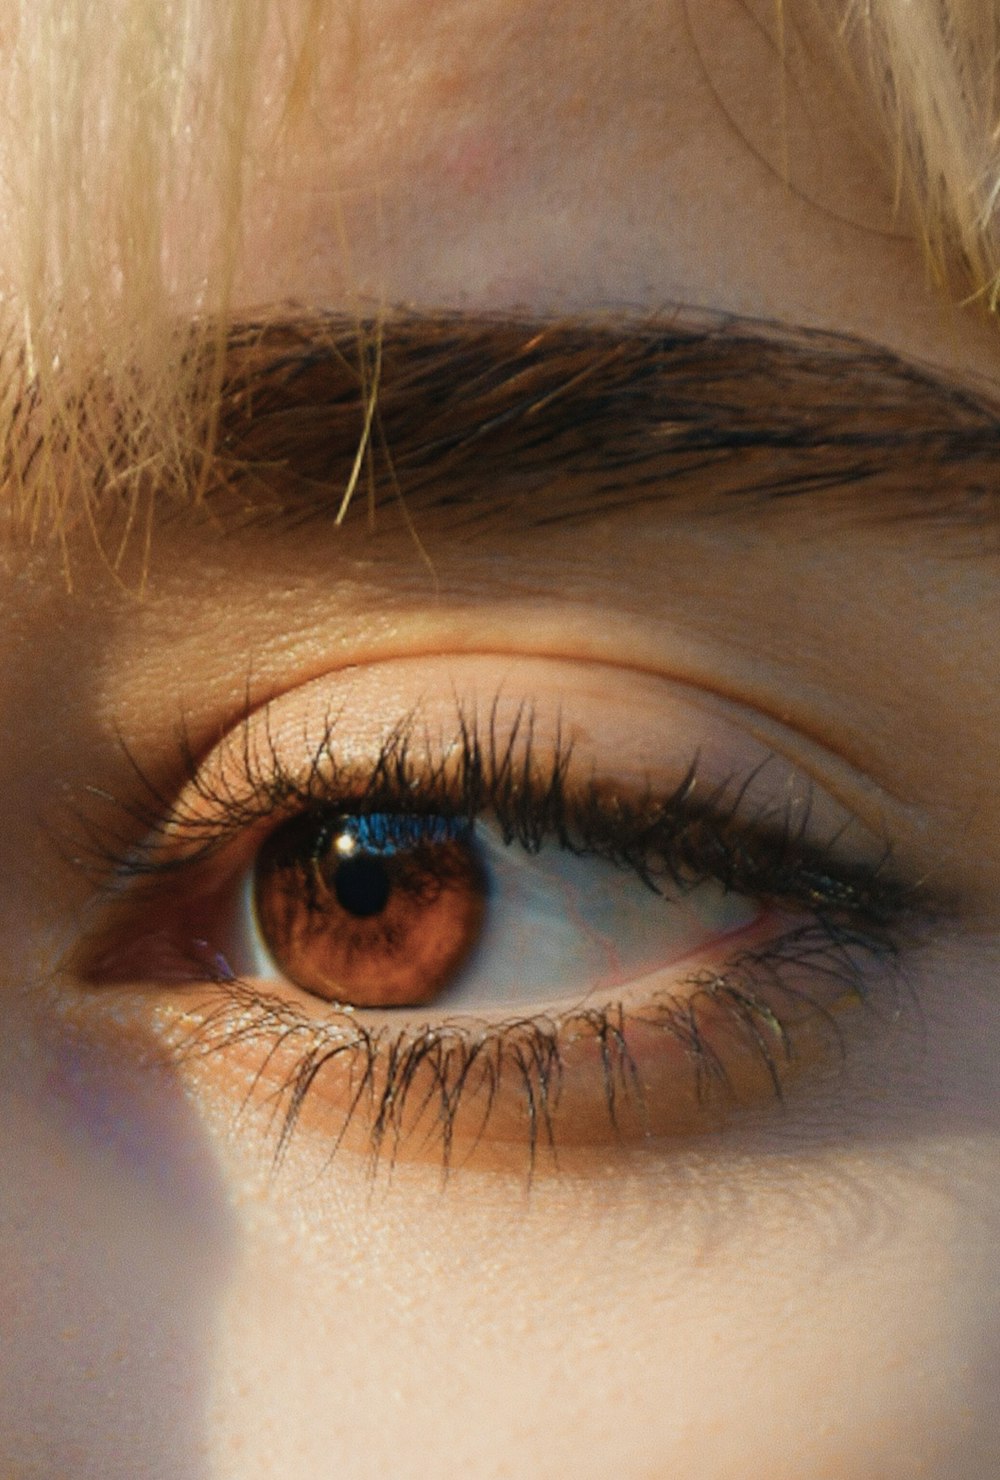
[169,660,934,861]
[81,649,925,880]
[66,645,975,972]
[83,692,918,921]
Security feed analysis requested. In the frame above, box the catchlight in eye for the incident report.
[247,800,764,1017]
[76,656,915,1169]
[252,811,488,1007]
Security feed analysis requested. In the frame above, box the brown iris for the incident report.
[252,811,488,1007]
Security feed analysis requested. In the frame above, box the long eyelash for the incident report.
[164,916,905,1181]
[75,699,921,1176]
[81,697,909,924]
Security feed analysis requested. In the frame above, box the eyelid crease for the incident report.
[77,682,916,924]
[65,669,935,1176]
[94,648,933,880]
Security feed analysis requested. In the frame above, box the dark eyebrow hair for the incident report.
[199,308,1000,542]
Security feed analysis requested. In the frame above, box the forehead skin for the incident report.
[207,0,1000,383]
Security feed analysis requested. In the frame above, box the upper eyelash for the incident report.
[71,698,926,1176]
[80,697,912,928]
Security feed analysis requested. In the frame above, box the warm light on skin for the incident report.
[224,0,1000,381]
[1,3,1000,1479]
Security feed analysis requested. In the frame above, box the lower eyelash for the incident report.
[160,912,905,1178]
[72,693,925,1176]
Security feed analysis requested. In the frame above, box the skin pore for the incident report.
[2,1,1000,1477]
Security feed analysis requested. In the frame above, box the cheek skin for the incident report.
[79,939,996,1479]
[42,1013,228,1210]
[188,1046,1000,1480]
[0,997,236,1477]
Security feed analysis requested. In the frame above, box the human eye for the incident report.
[74,650,921,1175]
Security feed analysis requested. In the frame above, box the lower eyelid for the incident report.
[71,652,913,1171]
[82,904,899,1175]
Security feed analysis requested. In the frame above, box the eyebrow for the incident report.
[199,308,1000,542]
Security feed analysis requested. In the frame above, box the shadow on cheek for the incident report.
[0,1014,236,1480]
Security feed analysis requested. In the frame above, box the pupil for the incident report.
[332,853,392,918]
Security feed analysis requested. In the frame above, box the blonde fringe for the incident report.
[2,0,1000,545]
[837,0,1000,306]
[0,0,299,543]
